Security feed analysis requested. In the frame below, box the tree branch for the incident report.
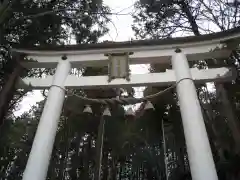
[178,0,201,36]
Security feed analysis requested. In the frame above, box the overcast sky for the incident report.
[15,0,148,116]
[100,0,136,41]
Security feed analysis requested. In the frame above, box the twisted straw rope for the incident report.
[50,78,193,105]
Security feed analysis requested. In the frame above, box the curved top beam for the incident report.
[12,27,240,55]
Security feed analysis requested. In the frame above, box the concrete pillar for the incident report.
[171,49,218,180]
[23,59,71,180]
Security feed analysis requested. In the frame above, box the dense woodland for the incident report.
[0,0,240,180]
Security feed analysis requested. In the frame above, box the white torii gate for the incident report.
[14,27,240,180]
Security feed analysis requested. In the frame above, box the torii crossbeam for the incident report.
[13,27,240,180]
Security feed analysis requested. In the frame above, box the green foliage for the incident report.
[132,0,240,38]
[0,0,110,121]
[0,111,38,179]
[1,0,240,180]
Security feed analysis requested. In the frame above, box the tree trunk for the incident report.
[171,106,185,175]
[94,116,105,180]
[102,152,108,180]
[202,101,229,161]
[216,83,240,153]
[110,159,117,180]
[0,62,23,126]
[179,0,201,36]
[119,162,122,180]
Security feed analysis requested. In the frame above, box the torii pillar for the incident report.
[22,59,71,180]
[172,49,218,180]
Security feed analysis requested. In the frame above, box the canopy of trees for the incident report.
[0,0,240,180]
